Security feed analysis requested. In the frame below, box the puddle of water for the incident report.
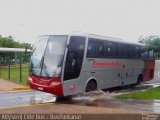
[55,90,111,107]
[55,88,160,113]
[151,84,160,88]
[73,90,111,100]
[109,83,158,96]
[143,83,160,88]
[32,96,56,104]
[152,100,160,113]
[31,83,159,105]
[31,92,56,104]
[1,83,159,113]
[29,84,160,113]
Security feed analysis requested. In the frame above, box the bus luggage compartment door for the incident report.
[143,59,155,81]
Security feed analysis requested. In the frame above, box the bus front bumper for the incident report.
[28,80,64,97]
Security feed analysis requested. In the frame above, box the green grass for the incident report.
[0,64,29,85]
[115,86,160,99]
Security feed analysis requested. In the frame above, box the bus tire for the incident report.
[56,95,72,101]
[85,80,97,92]
[137,75,143,85]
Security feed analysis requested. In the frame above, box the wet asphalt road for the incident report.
[0,61,160,113]
[0,90,56,108]
[0,83,160,113]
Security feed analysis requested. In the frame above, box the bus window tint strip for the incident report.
[87,38,144,59]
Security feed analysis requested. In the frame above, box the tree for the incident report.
[0,36,32,49]
[0,36,32,63]
[139,35,160,58]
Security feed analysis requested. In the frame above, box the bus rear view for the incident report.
[28,35,68,96]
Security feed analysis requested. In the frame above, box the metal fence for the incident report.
[0,53,30,84]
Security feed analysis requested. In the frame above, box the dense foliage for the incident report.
[139,35,160,58]
[0,36,32,49]
[0,36,32,64]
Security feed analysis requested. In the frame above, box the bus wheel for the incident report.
[85,80,97,92]
[56,96,72,101]
[137,75,143,85]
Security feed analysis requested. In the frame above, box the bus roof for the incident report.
[70,32,144,46]
[39,32,144,46]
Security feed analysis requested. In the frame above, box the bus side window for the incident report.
[104,41,117,57]
[64,36,86,81]
[87,38,104,58]
[128,45,141,58]
[128,45,134,58]
[95,40,104,57]
[117,43,127,58]
[87,39,96,57]
[135,46,140,57]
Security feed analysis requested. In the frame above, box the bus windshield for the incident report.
[29,35,68,78]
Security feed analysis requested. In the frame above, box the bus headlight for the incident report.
[50,82,61,86]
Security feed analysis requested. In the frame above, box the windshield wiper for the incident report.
[39,55,44,76]
[34,56,44,75]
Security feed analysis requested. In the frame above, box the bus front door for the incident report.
[63,36,86,96]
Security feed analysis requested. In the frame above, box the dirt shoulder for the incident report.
[0,103,148,114]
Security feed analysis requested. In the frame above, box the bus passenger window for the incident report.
[128,45,141,58]
[117,43,127,58]
[87,38,104,58]
[135,46,140,57]
[104,42,117,57]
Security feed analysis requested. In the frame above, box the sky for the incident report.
[0,0,160,44]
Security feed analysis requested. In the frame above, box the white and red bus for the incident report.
[28,33,155,97]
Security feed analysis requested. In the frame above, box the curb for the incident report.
[11,87,31,91]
